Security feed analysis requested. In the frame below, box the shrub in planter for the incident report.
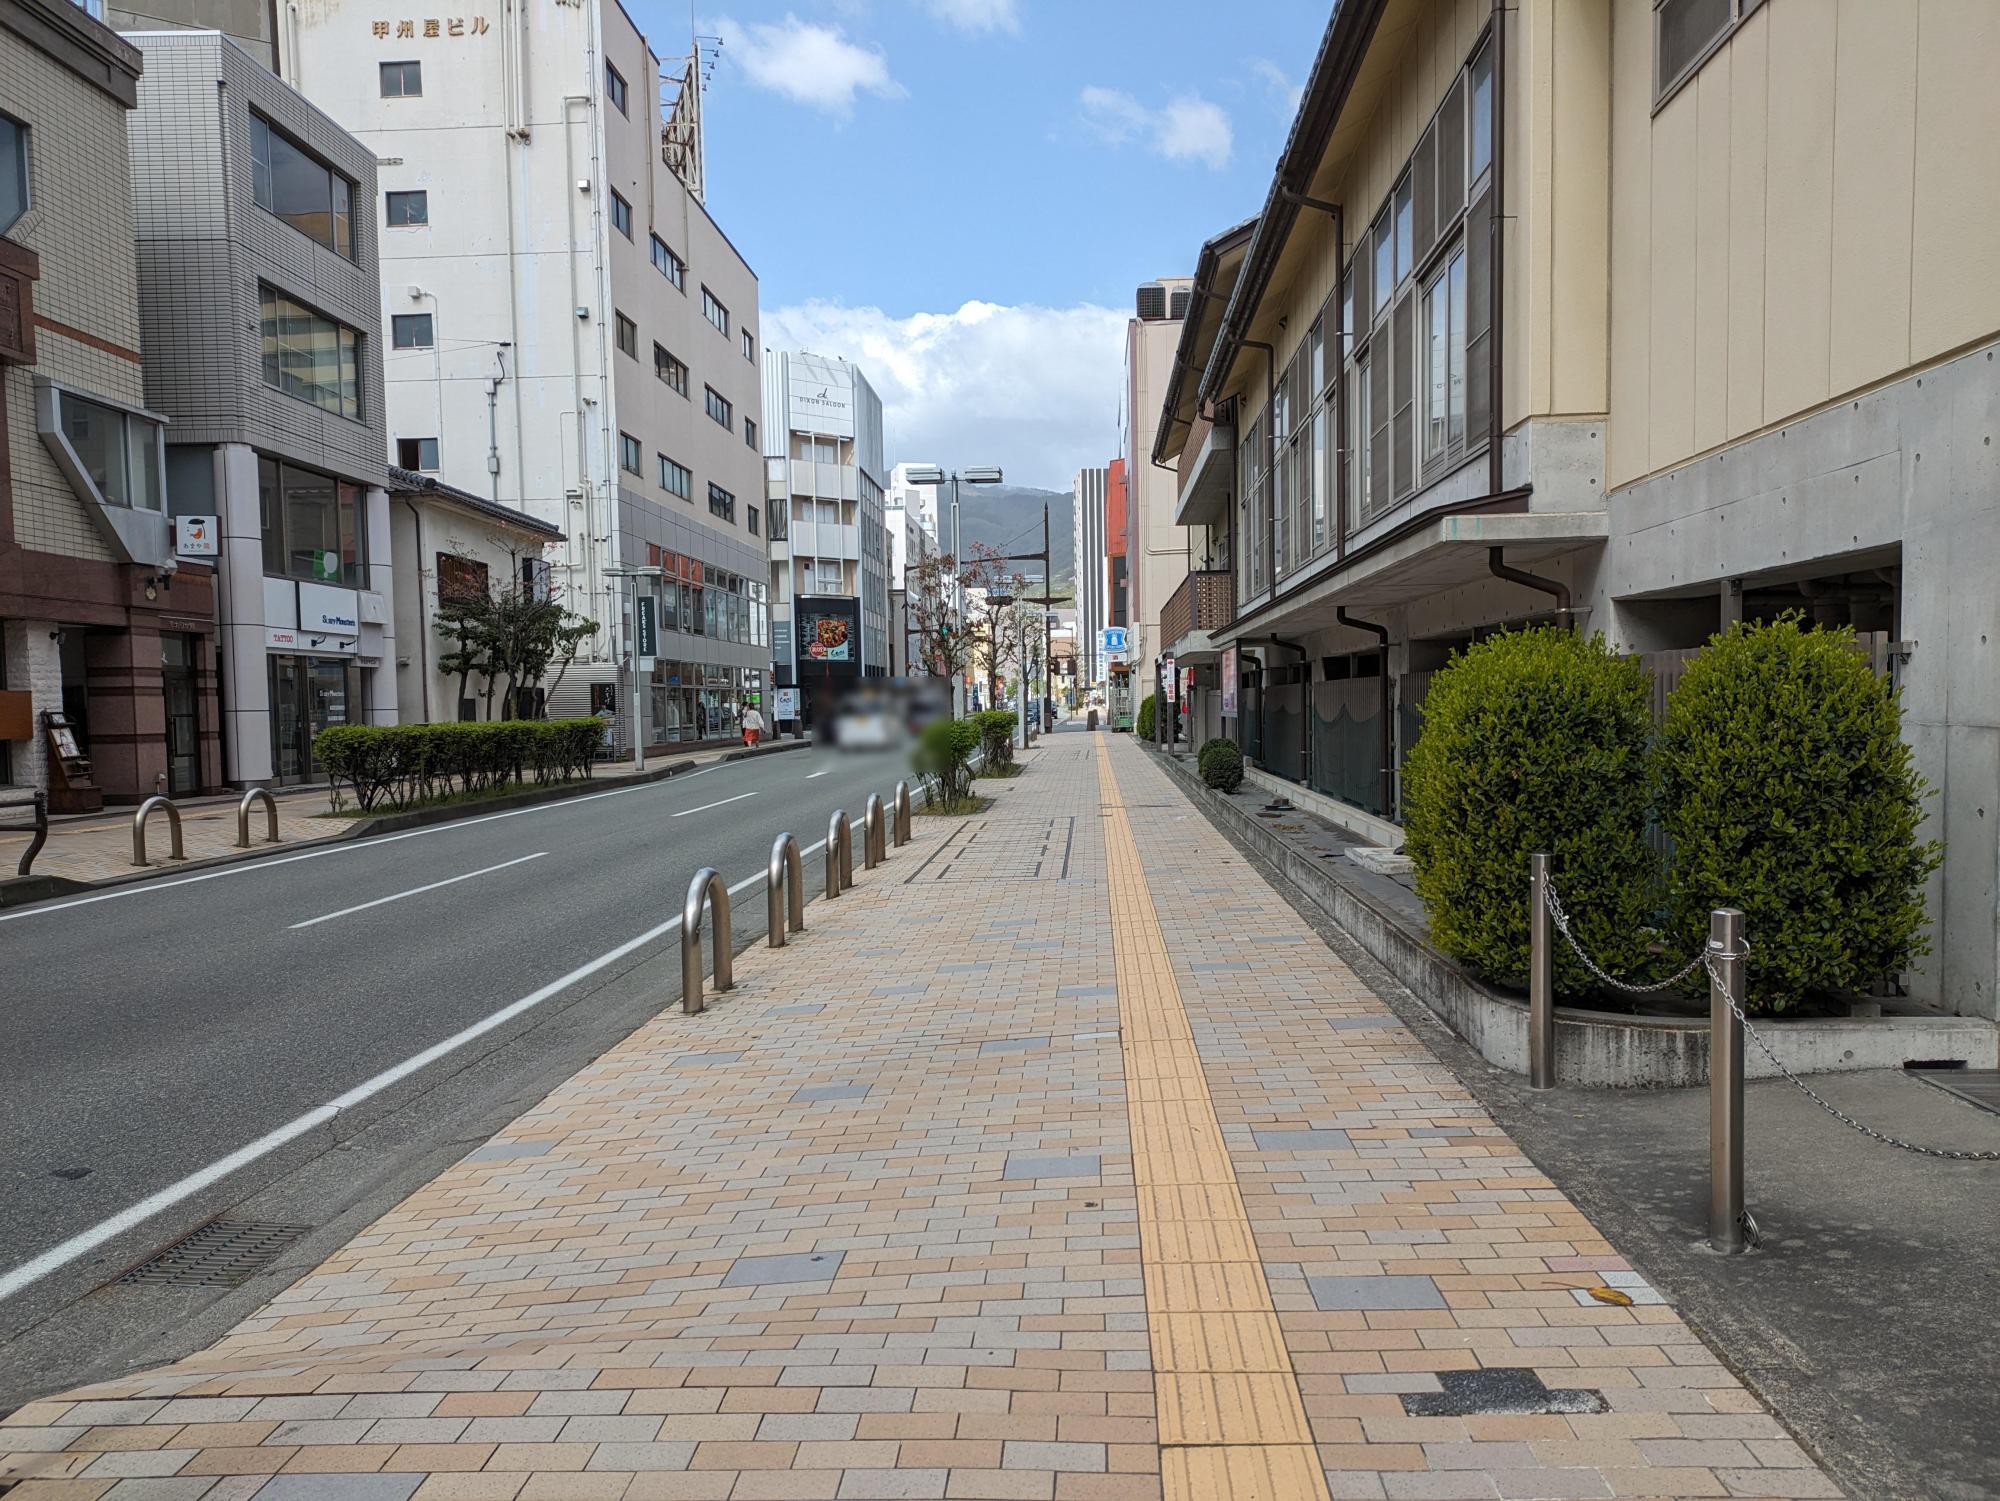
[1658,617,1939,1013]
[1136,692,1157,739]
[914,716,980,809]
[972,709,1018,771]
[1402,627,1657,1000]
[1198,736,1244,791]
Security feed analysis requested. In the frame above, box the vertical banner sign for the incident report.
[635,594,658,659]
[1162,654,1178,703]
[1220,645,1238,718]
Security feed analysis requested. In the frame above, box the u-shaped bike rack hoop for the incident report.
[131,796,185,867]
[767,832,806,948]
[825,809,853,898]
[681,866,734,1014]
[864,794,886,869]
[893,780,912,847]
[236,786,280,848]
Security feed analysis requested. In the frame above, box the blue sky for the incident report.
[630,0,1329,488]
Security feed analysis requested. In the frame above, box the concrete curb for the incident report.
[1149,744,1999,1086]
[0,737,813,908]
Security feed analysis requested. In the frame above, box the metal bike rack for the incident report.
[893,780,911,847]
[681,866,734,1014]
[1708,907,1748,1254]
[825,808,852,898]
[864,794,886,870]
[3,789,48,877]
[236,786,280,848]
[131,795,185,867]
[767,831,806,948]
[1528,853,1555,1090]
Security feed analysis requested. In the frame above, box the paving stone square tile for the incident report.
[1250,1128,1355,1152]
[1309,1275,1448,1311]
[789,1084,871,1103]
[720,1252,847,1287]
[1002,1155,1101,1181]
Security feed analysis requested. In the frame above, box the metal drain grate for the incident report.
[118,1219,312,1288]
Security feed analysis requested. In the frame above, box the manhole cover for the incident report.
[119,1219,312,1288]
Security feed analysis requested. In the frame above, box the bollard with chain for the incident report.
[1529,853,1555,1090]
[1708,908,1748,1254]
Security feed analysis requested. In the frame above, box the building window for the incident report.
[651,234,685,289]
[744,417,757,449]
[615,311,637,358]
[1656,0,1762,106]
[704,385,732,428]
[1422,246,1468,462]
[391,312,432,349]
[619,432,642,475]
[398,436,439,470]
[40,385,164,512]
[0,113,28,237]
[707,482,735,522]
[259,286,362,420]
[701,286,729,335]
[660,455,691,499]
[610,190,632,238]
[747,504,760,537]
[741,328,754,362]
[655,343,687,395]
[259,456,366,586]
[1469,44,1494,182]
[379,60,421,97]
[250,113,355,260]
[605,60,628,114]
[385,189,427,226]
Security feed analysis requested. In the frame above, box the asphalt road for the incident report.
[0,740,910,1389]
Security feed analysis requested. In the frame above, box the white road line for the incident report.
[288,852,548,930]
[0,762,744,926]
[806,770,831,779]
[671,791,758,819]
[0,853,791,1304]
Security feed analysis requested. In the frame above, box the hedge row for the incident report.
[313,719,604,812]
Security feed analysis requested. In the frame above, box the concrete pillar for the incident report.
[216,443,274,783]
[1720,577,1743,632]
[3,619,60,790]
[364,485,397,727]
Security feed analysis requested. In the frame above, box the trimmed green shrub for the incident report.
[914,716,980,809]
[313,718,602,811]
[1402,628,1657,999]
[1198,736,1244,791]
[1658,617,1939,1012]
[1136,693,1157,739]
[971,709,1018,771]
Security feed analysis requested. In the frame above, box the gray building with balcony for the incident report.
[126,30,394,784]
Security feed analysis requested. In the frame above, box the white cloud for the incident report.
[715,15,905,114]
[1247,57,1305,117]
[918,0,1021,35]
[1078,86,1232,170]
[764,299,1128,492]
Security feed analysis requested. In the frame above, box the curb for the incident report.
[0,737,813,908]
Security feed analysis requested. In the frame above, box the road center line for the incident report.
[671,791,758,818]
[806,770,830,779]
[289,852,548,930]
[0,859,778,1305]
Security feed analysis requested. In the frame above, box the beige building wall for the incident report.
[1125,294,1186,702]
[1606,0,2000,491]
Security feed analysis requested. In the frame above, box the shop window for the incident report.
[250,113,354,259]
[259,456,366,586]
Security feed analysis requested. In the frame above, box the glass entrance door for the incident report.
[269,654,362,783]
[270,655,306,782]
[162,634,200,795]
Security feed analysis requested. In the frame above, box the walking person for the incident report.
[741,704,765,748]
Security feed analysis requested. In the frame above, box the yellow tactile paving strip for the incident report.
[1095,737,1333,1501]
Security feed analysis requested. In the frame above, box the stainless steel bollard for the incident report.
[1529,853,1555,1090]
[131,796,185,867]
[681,866,734,1014]
[1708,907,1747,1254]
[236,786,280,848]
[825,809,852,898]
[864,794,885,869]
[892,780,912,847]
[767,832,805,948]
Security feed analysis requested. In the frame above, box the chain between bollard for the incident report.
[1549,876,2000,1163]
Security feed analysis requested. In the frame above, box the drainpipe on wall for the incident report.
[1336,606,1392,816]
[400,498,431,723]
[1488,546,1572,627]
[1487,0,1507,500]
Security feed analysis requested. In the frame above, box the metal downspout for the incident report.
[1337,606,1392,816]
[1488,0,1507,499]
[1488,546,1572,626]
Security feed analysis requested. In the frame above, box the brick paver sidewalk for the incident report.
[0,735,1838,1500]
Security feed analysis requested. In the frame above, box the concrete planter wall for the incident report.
[1155,748,1998,1087]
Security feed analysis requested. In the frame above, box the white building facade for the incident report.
[761,350,888,723]
[274,6,769,744]
[1071,465,1106,691]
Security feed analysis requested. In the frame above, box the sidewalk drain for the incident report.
[118,1219,312,1288]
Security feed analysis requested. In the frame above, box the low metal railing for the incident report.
[236,786,280,848]
[767,832,805,948]
[131,795,185,867]
[681,866,734,1013]
[825,809,853,898]
[2,789,48,877]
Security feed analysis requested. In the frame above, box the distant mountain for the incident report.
[945,484,1076,599]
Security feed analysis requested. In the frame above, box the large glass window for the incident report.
[1469,45,1494,182]
[54,391,162,511]
[259,456,365,586]
[0,112,27,237]
[260,287,362,420]
[250,114,354,259]
[1422,247,1468,461]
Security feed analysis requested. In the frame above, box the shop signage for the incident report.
[1102,626,1128,655]
[774,687,799,721]
[174,515,219,557]
[635,595,657,659]
[1161,654,1178,703]
[1220,645,1238,718]
[299,583,360,634]
[370,16,488,37]
[265,628,298,649]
